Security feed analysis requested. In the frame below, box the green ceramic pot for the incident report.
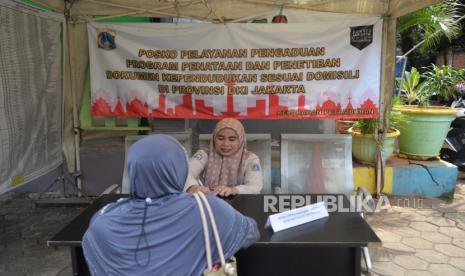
[393,105,456,159]
[348,127,400,165]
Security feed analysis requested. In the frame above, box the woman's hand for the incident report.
[187,185,211,194]
[212,185,239,197]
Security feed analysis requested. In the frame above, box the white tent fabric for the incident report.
[33,0,442,174]
[0,0,64,194]
[35,0,442,21]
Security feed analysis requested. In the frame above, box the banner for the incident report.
[88,14,382,119]
[0,0,63,194]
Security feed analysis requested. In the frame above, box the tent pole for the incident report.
[240,0,359,13]
[85,0,208,21]
[65,19,82,196]
[377,15,397,196]
[200,0,223,22]
[85,0,200,13]
[94,11,147,21]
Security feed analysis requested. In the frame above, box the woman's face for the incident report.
[214,128,241,156]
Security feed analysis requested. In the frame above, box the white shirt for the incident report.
[184,150,263,194]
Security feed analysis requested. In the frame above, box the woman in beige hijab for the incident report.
[186,118,263,196]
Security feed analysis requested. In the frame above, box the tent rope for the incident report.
[201,0,223,22]
[175,0,180,24]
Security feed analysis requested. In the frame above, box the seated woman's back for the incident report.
[82,134,259,276]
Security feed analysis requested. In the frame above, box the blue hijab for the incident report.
[82,134,258,276]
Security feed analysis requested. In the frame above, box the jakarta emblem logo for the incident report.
[97,29,116,50]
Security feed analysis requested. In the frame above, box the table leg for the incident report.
[70,246,90,276]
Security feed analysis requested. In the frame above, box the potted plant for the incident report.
[393,65,461,159]
[348,105,403,165]
[423,64,465,104]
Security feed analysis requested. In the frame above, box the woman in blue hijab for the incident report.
[82,134,259,276]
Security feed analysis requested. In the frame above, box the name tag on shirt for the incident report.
[265,201,329,232]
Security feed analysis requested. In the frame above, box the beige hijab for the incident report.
[204,118,250,189]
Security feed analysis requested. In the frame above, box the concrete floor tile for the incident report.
[383,222,410,230]
[383,242,416,254]
[455,205,465,212]
[398,208,416,216]
[414,209,443,217]
[386,208,402,214]
[370,225,390,233]
[457,223,465,231]
[367,216,384,224]
[452,238,465,250]
[0,248,24,262]
[457,187,465,195]
[5,256,43,274]
[390,206,406,212]
[433,204,460,214]
[449,257,465,271]
[372,261,406,276]
[43,257,72,267]
[400,213,428,222]
[0,232,22,245]
[22,245,56,257]
[382,217,410,227]
[368,247,394,262]
[405,270,434,276]
[36,261,71,274]
[392,227,421,237]
[55,264,73,276]
[409,222,439,232]
[367,215,387,224]
[426,217,457,227]
[5,265,30,274]
[415,249,449,264]
[444,213,465,225]
[439,227,465,238]
[10,239,40,249]
[435,244,465,257]
[366,217,384,227]
[430,264,465,276]
[393,255,428,270]
[395,205,417,213]
[401,237,433,249]
[375,229,402,242]
[421,232,452,243]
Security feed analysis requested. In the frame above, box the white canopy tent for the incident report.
[32,0,443,193]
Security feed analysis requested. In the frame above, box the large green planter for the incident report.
[348,127,400,165]
[393,105,456,159]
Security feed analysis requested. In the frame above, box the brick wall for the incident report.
[436,50,465,68]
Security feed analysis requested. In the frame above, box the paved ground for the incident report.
[364,174,465,276]
[1,175,465,276]
[0,196,84,276]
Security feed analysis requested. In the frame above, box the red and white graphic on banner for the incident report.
[88,14,382,119]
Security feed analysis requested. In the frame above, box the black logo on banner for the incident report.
[350,25,373,50]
